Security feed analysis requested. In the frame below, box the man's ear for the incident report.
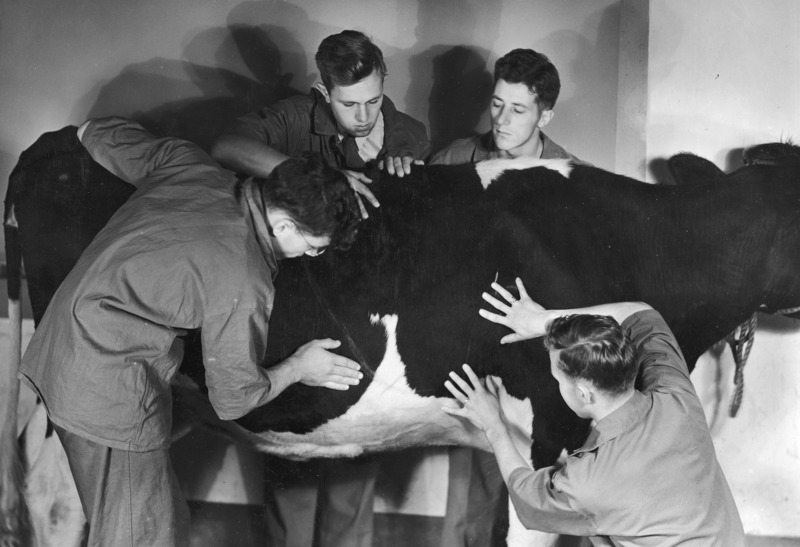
[315,82,331,103]
[576,383,594,404]
[272,218,295,234]
[538,109,554,129]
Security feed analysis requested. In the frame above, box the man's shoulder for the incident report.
[430,133,491,165]
[265,91,316,116]
[540,132,590,165]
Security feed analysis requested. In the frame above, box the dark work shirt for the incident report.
[228,88,430,169]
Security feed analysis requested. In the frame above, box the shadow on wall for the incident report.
[541,3,621,170]
[401,0,502,153]
[85,27,303,150]
[648,146,747,186]
[68,22,314,151]
[425,46,494,153]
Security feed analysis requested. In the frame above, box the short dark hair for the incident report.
[494,49,560,110]
[257,153,360,250]
[315,30,387,90]
[543,314,637,397]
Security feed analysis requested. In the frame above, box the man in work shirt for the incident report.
[442,278,745,545]
[212,29,430,217]
[18,116,363,547]
[212,29,430,547]
[431,48,587,546]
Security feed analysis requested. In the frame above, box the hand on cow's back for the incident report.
[479,278,549,344]
[287,338,364,390]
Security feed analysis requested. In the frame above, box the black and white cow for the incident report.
[3,126,800,546]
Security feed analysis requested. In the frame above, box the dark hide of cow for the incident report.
[7,128,800,473]
[5,126,135,326]
[225,150,800,459]
[229,162,591,465]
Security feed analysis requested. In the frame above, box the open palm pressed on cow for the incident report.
[4,128,800,544]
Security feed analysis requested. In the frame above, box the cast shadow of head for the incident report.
[425,46,494,152]
[73,24,312,152]
[400,0,501,153]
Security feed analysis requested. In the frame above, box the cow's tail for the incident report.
[1,167,33,547]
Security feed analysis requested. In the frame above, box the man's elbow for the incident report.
[209,134,236,165]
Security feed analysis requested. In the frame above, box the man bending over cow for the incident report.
[17,117,363,547]
[443,279,745,545]
[430,47,587,546]
[212,29,429,547]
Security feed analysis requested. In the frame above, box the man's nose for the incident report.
[495,108,509,126]
[355,105,367,123]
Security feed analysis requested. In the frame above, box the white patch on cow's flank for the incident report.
[242,313,531,459]
[475,157,572,189]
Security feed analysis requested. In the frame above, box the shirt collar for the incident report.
[573,390,650,454]
[243,179,278,279]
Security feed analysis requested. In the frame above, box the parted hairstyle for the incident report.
[256,153,361,250]
[315,30,387,90]
[543,314,637,397]
[494,48,561,111]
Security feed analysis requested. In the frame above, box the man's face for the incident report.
[268,210,331,259]
[321,70,384,138]
[490,79,553,158]
[549,350,589,418]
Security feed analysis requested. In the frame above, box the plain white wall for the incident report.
[647,0,800,177]
[647,0,800,537]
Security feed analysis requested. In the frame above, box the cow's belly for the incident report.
[232,314,534,460]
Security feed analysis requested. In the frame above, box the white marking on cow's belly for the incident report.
[475,157,573,189]
[245,314,533,460]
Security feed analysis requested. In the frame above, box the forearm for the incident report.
[210,134,288,177]
[485,423,532,484]
[262,357,302,403]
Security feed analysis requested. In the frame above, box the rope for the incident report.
[725,313,758,417]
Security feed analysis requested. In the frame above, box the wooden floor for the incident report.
[188,501,800,547]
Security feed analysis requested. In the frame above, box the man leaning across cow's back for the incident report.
[18,117,364,547]
[211,29,430,547]
[443,278,745,545]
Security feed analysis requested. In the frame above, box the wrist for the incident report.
[278,355,302,385]
[484,421,511,446]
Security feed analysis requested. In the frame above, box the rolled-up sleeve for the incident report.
[507,466,596,534]
[200,302,274,420]
[623,310,695,395]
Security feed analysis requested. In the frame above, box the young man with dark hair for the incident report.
[431,48,586,547]
[442,278,745,545]
[212,29,430,216]
[18,117,363,547]
[430,48,583,165]
[212,29,429,547]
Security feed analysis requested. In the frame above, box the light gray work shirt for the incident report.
[19,117,278,452]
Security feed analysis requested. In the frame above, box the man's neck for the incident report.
[499,130,543,160]
[590,389,636,424]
